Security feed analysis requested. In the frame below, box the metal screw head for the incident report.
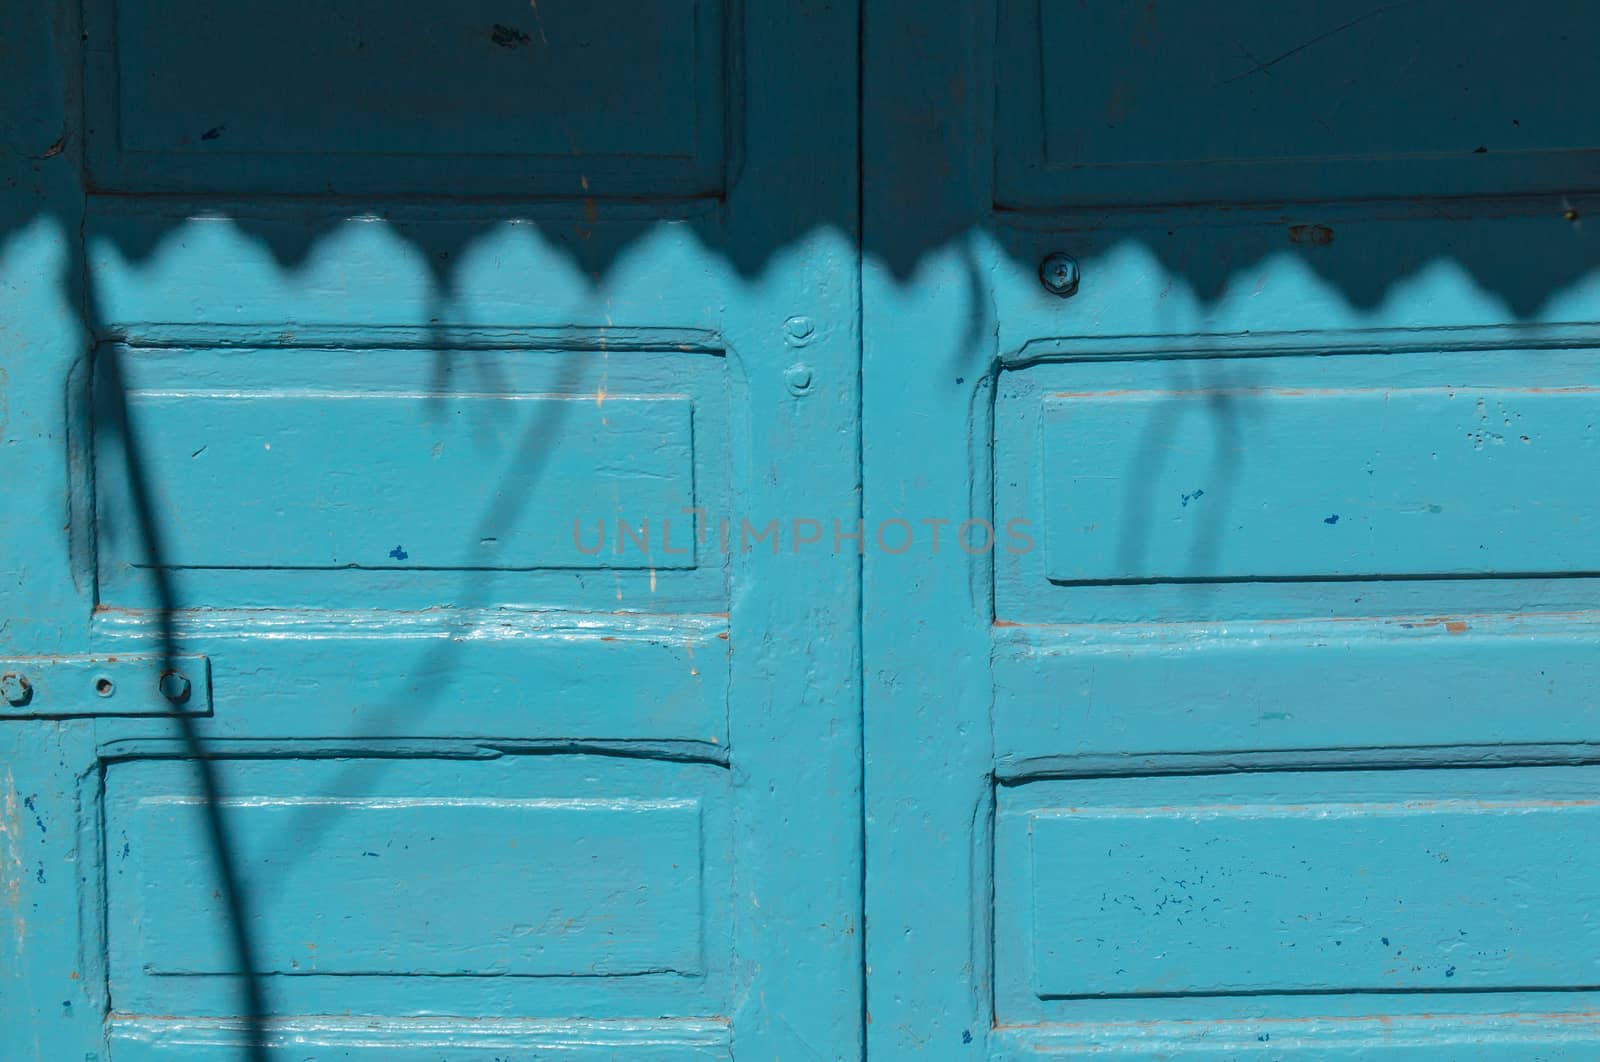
[783,315,816,346]
[158,670,192,705]
[1,672,32,708]
[784,363,814,395]
[1038,252,1080,297]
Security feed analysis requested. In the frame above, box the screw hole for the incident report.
[95,677,115,697]
[158,670,192,705]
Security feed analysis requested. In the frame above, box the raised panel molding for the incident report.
[994,0,1600,207]
[995,767,1600,1024]
[994,345,1600,624]
[83,0,728,197]
[105,754,731,1018]
[92,342,734,612]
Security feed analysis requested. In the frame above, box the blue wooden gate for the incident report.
[864,1,1600,1058]
[5,1,1600,1059]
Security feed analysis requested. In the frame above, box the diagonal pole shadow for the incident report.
[89,245,597,1059]
[93,342,271,1061]
[251,340,589,863]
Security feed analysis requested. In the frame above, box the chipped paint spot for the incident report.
[489,23,532,48]
[1288,224,1335,245]
[1,773,24,944]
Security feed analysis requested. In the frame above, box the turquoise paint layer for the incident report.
[4,2,861,1059]
[6,0,1600,1058]
[864,1,1600,1059]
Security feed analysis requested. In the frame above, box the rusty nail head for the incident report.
[159,670,192,705]
[1,672,32,707]
[1039,252,1080,297]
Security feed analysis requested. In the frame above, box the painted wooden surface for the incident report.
[2,1,860,1059]
[1032,366,1600,583]
[995,0,1600,206]
[107,756,728,1017]
[4,0,1600,1058]
[82,0,725,196]
[1000,768,1600,1005]
[96,346,724,575]
[864,1,1600,1059]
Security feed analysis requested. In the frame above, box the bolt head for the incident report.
[1,672,32,708]
[159,670,192,705]
[1039,252,1081,297]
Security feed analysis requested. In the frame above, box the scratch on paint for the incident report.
[595,329,612,427]
[1222,3,1410,84]
[2,771,25,947]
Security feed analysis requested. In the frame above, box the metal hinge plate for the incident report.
[0,654,211,718]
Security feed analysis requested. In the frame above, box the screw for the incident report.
[784,363,814,395]
[1,672,32,708]
[783,315,816,346]
[158,670,191,705]
[1039,252,1080,297]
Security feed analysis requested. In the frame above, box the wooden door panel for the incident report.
[107,756,729,1017]
[83,0,726,197]
[995,0,1600,207]
[3,3,861,1059]
[865,2,1600,1058]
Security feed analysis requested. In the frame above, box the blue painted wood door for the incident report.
[863,1,1600,1058]
[7,1,1600,1059]
[1,2,860,1059]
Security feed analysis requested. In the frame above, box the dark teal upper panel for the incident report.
[84,0,727,197]
[997,0,1600,207]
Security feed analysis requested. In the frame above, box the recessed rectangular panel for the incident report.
[996,347,1600,622]
[106,756,727,1016]
[106,392,694,571]
[85,0,724,196]
[997,768,1600,1006]
[92,345,731,609]
[1038,383,1600,585]
[996,0,1600,205]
